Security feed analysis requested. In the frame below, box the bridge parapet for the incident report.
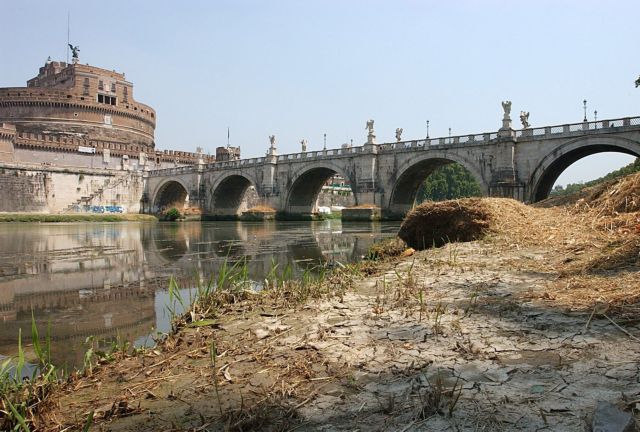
[515,116,640,141]
[147,165,197,177]
[148,115,640,178]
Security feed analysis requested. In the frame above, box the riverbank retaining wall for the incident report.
[0,164,144,213]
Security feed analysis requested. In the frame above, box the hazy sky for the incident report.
[2,0,638,186]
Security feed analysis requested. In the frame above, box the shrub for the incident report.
[162,207,182,221]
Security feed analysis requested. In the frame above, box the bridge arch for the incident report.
[207,171,259,217]
[285,162,355,216]
[528,136,640,202]
[151,178,190,214]
[388,152,488,215]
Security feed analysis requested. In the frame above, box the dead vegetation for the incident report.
[243,205,276,213]
[398,198,493,249]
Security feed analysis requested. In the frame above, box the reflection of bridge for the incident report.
[145,114,640,218]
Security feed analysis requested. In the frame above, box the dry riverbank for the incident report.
[19,174,640,431]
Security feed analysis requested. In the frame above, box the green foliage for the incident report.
[1,317,62,431]
[162,207,182,221]
[551,158,640,197]
[415,163,482,203]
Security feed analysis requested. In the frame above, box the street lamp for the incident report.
[583,99,587,122]
[448,127,451,139]
[323,133,327,150]
[426,120,430,139]
[594,110,598,122]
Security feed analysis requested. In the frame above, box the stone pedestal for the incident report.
[342,206,381,222]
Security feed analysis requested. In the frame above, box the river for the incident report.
[0,220,399,369]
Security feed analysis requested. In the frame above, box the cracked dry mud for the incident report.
[39,230,640,432]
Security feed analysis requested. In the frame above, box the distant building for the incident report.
[216,146,241,161]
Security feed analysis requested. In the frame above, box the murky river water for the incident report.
[0,220,399,369]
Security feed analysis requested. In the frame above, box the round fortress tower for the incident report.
[0,59,156,153]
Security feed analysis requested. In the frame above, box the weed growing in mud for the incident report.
[210,341,223,417]
[220,398,302,432]
[433,302,447,337]
[464,286,480,316]
[164,258,354,331]
[414,370,463,418]
[1,316,62,432]
[448,242,460,267]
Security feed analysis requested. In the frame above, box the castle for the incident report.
[0,58,232,168]
[0,58,239,213]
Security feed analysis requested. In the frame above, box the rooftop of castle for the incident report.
[27,59,131,89]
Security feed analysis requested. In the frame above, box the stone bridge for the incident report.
[144,112,640,219]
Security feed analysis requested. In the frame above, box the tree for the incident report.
[550,158,640,197]
[415,163,482,203]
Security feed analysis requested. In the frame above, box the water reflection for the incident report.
[0,220,399,369]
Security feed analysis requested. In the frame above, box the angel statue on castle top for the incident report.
[68,44,80,62]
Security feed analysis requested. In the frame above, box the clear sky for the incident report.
[2,0,638,186]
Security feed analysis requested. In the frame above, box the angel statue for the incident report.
[300,139,307,152]
[519,111,530,129]
[501,101,512,119]
[636,75,640,88]
[395,128,403,142]
[366,119,374,133]
[269,135,276,147]
[68,44,80,62]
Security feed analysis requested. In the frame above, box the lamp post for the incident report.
[426,120,430,139]
[323,133,327,151]
[583,99,587,122]
[594,110,598,122]
[448,127,451,139]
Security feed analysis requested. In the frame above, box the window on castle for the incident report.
[83,78,90,96]
[111,83,116,93]
[97,94,117,105]
[98,80,104,91]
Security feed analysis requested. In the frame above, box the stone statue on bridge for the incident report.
[267,135,277,156]
[501,101,512,120]
[366,119,376,144]
[636,75,640,88]
[395,128,403,142]
[300,139,307,152]
[520,111,530,129]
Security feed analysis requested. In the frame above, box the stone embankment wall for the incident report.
[0,165,144,213]
[316,189,355,208]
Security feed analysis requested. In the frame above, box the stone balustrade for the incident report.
[148,115,640,177]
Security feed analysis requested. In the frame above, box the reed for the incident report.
[0,317,63,431]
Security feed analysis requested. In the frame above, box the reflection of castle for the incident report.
[0,283,156,368]
[0,220,395,369]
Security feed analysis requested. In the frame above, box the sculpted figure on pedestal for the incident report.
[501,101,512,119]
[395,128,403,142]
[366,119,374,134]
[68,44,80,62]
